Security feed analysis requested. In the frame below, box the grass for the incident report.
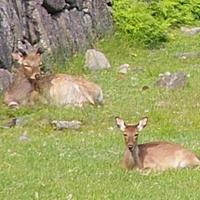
[1,30,200,199]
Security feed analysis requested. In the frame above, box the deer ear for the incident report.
[137,117,148,132]
[115,117,126,131]
[36,47,44,55]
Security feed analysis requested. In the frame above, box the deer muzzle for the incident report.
[30,73,40,80]
[128,144,135,151]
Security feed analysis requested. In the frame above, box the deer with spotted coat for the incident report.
[115,116,200,171]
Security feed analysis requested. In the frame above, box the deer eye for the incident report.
[23,62,29,66]
[123,134,128,137]
[24,66,31,70]
[24,66,32,72]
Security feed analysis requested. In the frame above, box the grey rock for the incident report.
[155,72,187,89]
[15,117,27,127]
[181,27,200,36]
[119,64,129,74]
[175,52,200,59]
[42,0,66,13]
[0,1,22,70]
[85,49,111,70]
[51,120,82,130]
[19,132,30,141]
[0,117,27,129]
[0,69,13,93]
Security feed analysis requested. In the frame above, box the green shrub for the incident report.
[113,0,200,48]
[149,0,196,26]
[191,0,200,20]
[113,0,168,48]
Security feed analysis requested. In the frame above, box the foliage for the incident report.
[191,0,200,20]
[149,0,198,25]
[113,0,200,47]
[113,0,168,48]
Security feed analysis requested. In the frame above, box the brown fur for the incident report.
[34,73,103,106]
[116,117,200,171]
[4,50,103,107]
[4,69,34,106]
[4,50,42,107]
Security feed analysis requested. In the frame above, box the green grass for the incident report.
[1,30,200,199]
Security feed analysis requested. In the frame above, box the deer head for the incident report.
[115,117,148,151]
[11,48,44,80]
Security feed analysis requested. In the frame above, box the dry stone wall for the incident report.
[0,0,113,70]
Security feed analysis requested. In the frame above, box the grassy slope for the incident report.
[1,30,200,199]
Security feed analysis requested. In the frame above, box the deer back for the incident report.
[34,74,103,106]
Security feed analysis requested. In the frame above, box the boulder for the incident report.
[155,72,188,89]
[51,120,82,130]
[119,64,129,74]
[181,27,200,36]
[85,49,111,70]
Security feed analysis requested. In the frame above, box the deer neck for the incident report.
[15,68,26,79]
[124,145,142,170]
[29,75,51,95]
[8,69,30,90]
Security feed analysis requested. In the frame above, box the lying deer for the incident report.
[4,49,42,107]
[115,116,200,171]
[33,73,103,106]
[4,49,103,107]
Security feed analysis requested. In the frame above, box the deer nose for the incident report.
[35,74,40,80]
[8,101,19,108]
[30,73,39,80]
[128,144,134,150]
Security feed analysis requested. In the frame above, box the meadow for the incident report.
[1,30,200,199]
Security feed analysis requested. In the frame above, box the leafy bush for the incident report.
[191,0,200,20]
[149,0,197,26]
[113,0,200,48]
[113,0,168,48]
